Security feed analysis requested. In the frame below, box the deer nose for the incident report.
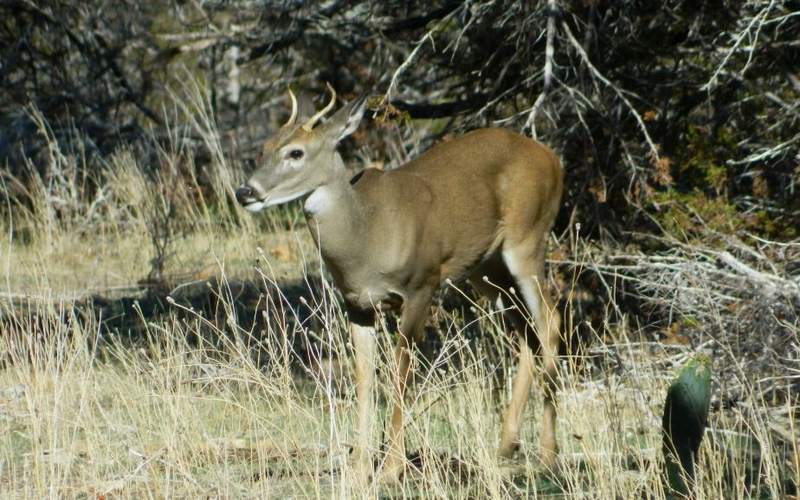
[235,185,255,205]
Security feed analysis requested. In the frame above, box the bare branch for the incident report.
[524,0,558,138]
[701,0,778,92]
[561,20,659,161]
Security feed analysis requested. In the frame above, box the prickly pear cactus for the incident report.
[662,354,712,497]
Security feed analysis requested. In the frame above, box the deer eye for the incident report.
[288,149,304,160]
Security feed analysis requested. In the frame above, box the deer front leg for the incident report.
[381,291,432,481]
[349,316,377,479]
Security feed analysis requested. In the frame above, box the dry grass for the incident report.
[2,228,311,300]
[0,86,796,499]
[1,233,796,498]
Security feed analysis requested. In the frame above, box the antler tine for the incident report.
[284,88,298,127]
[301,83,336,131]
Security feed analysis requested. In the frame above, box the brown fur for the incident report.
[239,98,564,480]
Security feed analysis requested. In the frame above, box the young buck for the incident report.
[236,86,564,479]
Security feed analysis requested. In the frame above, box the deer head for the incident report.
[236,85,367,212]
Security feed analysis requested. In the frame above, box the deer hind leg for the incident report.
[498,332,536,458]
[380,290,432,481]
[501,238,561,468]
[469,260,536,459]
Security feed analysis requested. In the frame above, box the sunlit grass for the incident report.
[1,251,795,497]
[0,81,795,498]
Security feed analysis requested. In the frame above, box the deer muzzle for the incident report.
[235,185,256,205]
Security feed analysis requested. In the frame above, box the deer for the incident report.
[236,85,564,481]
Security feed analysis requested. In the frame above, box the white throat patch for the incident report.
[304,187,333,215]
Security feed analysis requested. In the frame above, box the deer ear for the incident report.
[322,95,367,142]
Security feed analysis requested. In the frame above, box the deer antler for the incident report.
[284,88,298,127]
[301,83,336,131]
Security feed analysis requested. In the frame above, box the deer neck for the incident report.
[303,154,367,257]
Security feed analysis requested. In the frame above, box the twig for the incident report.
[716,250,798,296]
[382,4,463,105]
[701,0,777,92]
[383,32,435,104]
[524,0,558,138]
[560,21,660,161]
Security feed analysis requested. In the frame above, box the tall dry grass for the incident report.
[0,76,797,498]
[1,262,796,497]
[1,75,311,296]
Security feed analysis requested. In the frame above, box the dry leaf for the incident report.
[662,323,690,345]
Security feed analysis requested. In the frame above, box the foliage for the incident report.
[1,0,798,238]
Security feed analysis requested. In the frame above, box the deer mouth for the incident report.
[236,184,311,212]
[260,190,310,207]
[241,199,268,212]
